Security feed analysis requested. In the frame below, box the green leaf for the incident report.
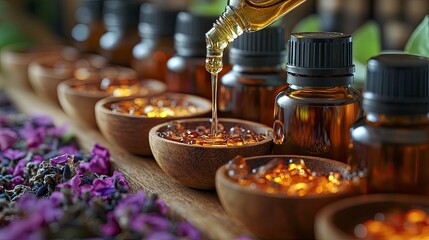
[189,0,226,16]
[405,15,429,57]
[291,14,321,33]
[352,21,382,65]
[351,21,381,89]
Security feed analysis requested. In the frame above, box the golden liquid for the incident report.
[273,87,362,163]
[205,0,306,134]
[211,73,219,135]
[205,0,306,74]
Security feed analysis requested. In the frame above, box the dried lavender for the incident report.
[0,92,200,239]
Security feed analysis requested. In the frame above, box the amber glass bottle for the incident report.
[350,54,429,195]
[219,27,287,126]
[99,0,141,67]
[272,32,362,163]
[71,0,105,54]
[166,12,229,100]
[131,4,179,82]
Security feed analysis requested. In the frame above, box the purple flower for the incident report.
[49,191,64,206]
[47,124,68,138]
[58,174,82,192]
[178,222,201,240]
[101,212,120,236]
[50,154,70,166]
[31,154,43,165]
[3,149,26,161]
[92,171,128,197]
[58,145,79,155]
[20,125,46,149]
[78,144,110,175]
[0,128,17,151]
[11,175,24,187]
[130,214,170,232]
[13,160,27,177]
[91,143,110,159]
[146,231,177,240]
[30,115,53,127]
[155,198,169,216]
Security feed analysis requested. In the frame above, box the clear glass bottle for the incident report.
[166,12,230,100]
[219,27,287,126]
[71,0,105,54]
[131,3,179,82]
[350,53,429,195]
[272,32,362,163]
[99,0,141,67]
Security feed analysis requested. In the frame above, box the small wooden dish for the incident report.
[216,155,360,239]
[149,118,273,190]
[315,194,429,240]
[28,54,130,105]
[1,44,62,89]
[95,93,212,156]
[58,78,166,127]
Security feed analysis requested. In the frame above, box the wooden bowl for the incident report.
[95,93,212,156]
[315,194,429,240]
[0,44,62,89]
[28,54,130,105]
[58,78,166,127]
[216,155,360,239]
[149,118,273,190]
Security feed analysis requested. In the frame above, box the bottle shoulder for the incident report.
[351,119,429,144]
[221,69,286,86]
[276,86,362,105]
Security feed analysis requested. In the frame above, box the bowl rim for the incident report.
[29,54,74,78]
[58,78,165,98]
[95,92,212,119]
[58,78,111,98]
[315,193,429,238]
[216,154,357,200]
[149,117,274,149]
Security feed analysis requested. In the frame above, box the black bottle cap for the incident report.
[76,0,103,23]
[139,3,180,38]
[174,12,217,57]
[229,27,286,67]
[363,53,429,115]
[286,32,354,87]
[103,0,140,30]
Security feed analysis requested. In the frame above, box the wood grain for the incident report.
[3,84,257,240]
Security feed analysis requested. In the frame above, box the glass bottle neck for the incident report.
[366,113,429,126]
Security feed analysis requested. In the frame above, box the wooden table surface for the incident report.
[3,84,257,240]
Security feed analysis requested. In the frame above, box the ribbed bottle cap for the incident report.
[286,32,354,87]
[103,0,140,29]
[76,0,103,23]
[229,27,286,67]
[174,12,217,57]
[139,4,180,37]
[364,53,429,115]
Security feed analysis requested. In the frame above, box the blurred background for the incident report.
[1,0,428,51]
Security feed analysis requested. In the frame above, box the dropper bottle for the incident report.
[205,0,307,136]
[205,0,307,74]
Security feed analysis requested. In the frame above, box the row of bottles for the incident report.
[70,0,290,126]
[69,0,429,196]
